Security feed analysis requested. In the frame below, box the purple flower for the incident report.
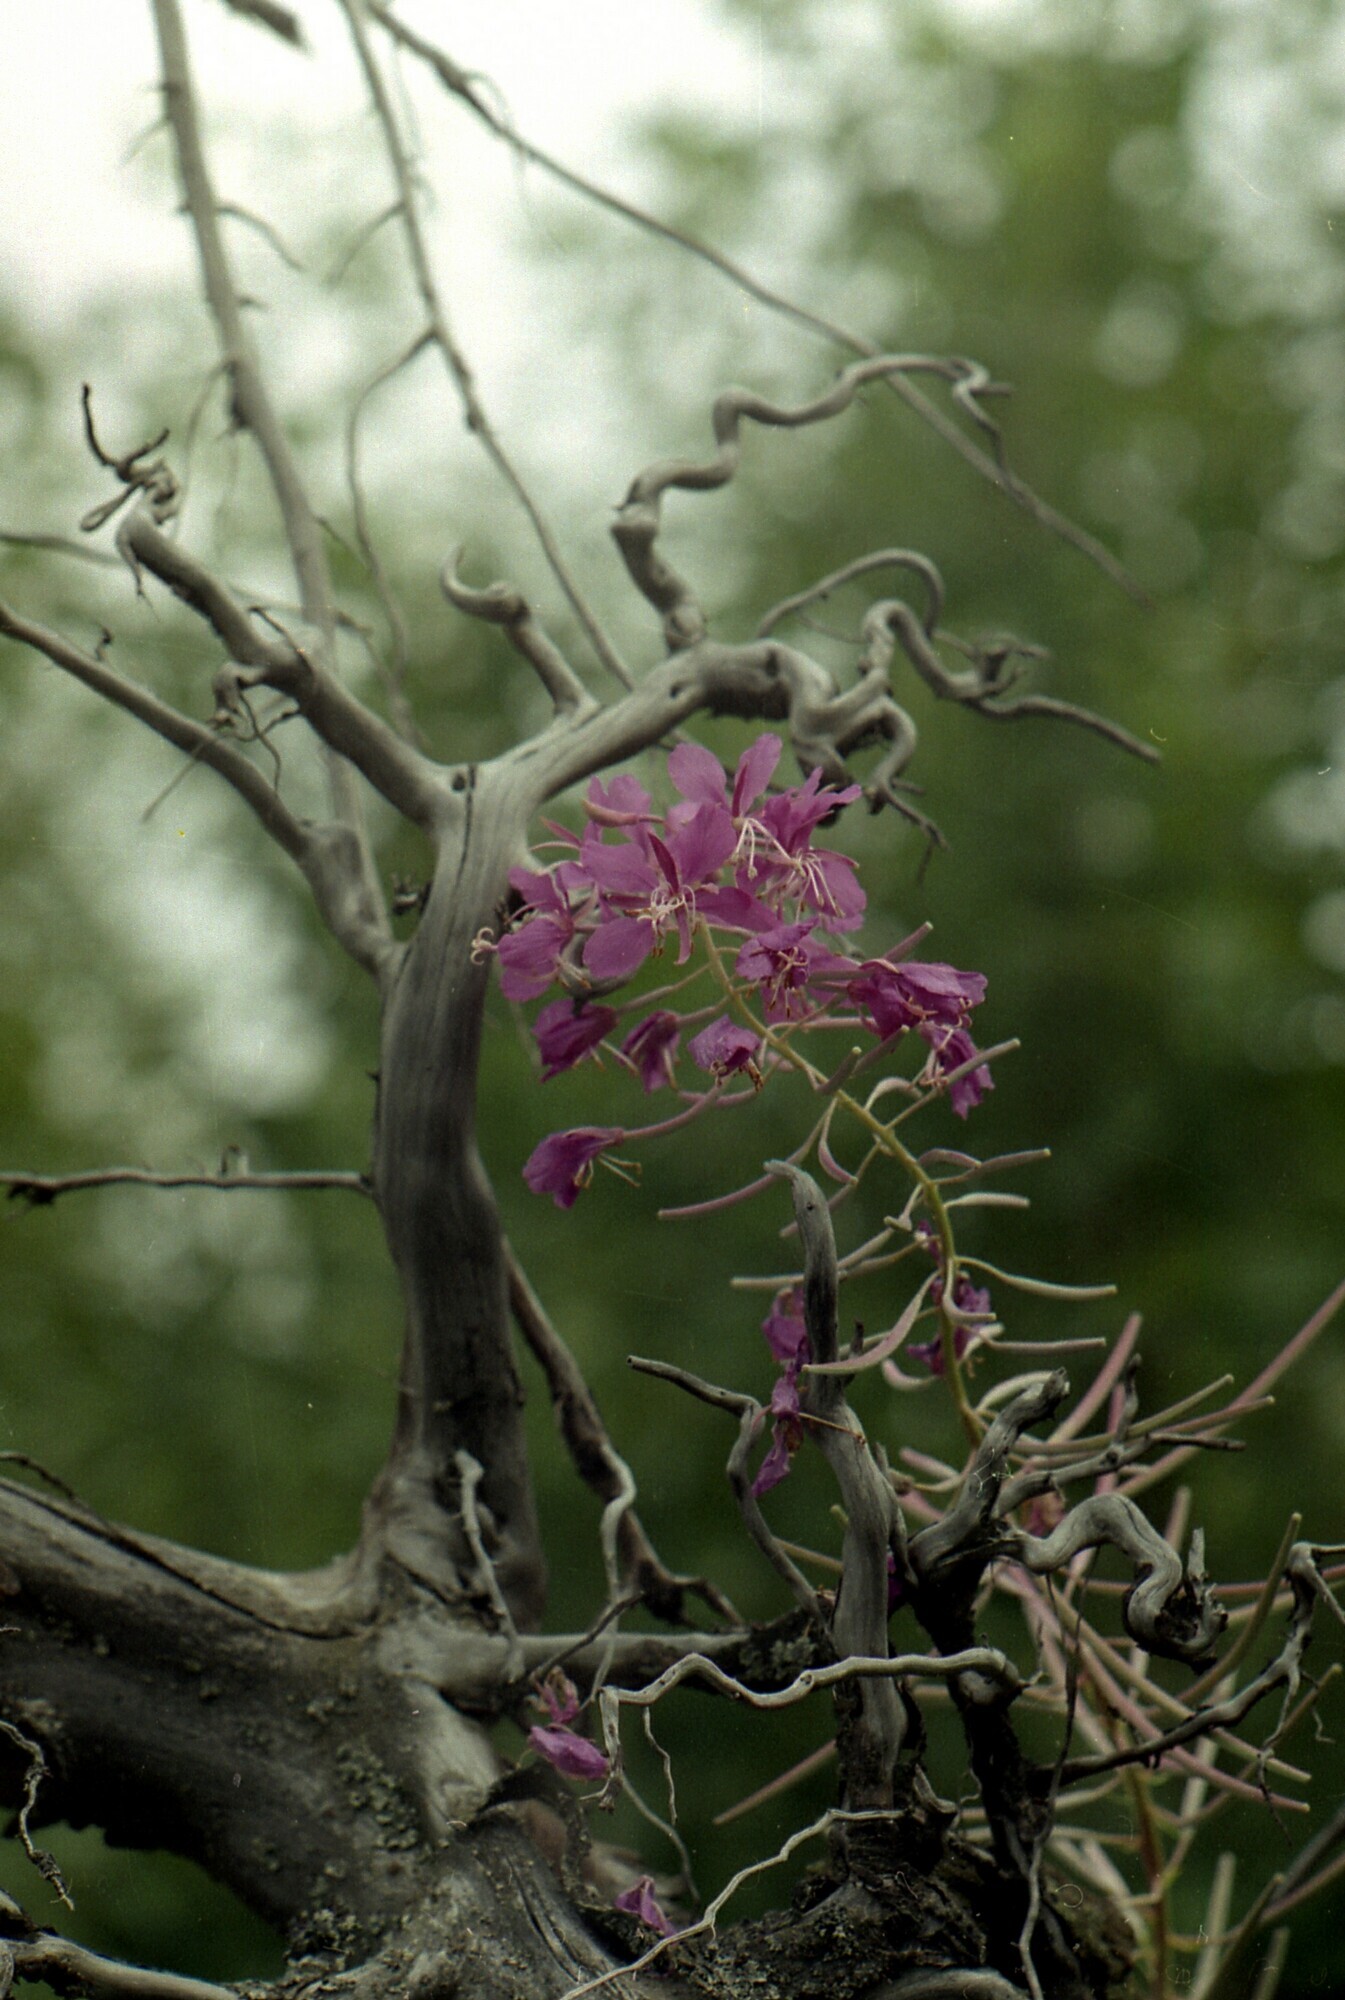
[620,1010,682,1092]
[758,763,862,847]
[537,1673,582,1725]
[887,1550,907,1612]
[907,1225,992,1369]
[906,1323,974,1376]
[906,1277,987,1373]
[915,1021,993,1118]
[582,809,736,982]
[848,958,986,1041]
[688,1016,761,1078]
[534,998,616,1080]
[523,1127,624,1208]
[846,957,992,1116]
[944,1271,993,1320]
[751,1426,796,1497]
[667,732,782,823]
[498,867,585,1003]
[612,1876,676,1936]
[752,1367,806,1497]
[750,766,866,927]
[734,920,851,1022]
[761,1288,808,1366]
[528,1723,610,1782]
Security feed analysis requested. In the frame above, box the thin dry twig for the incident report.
[2,1166,370,1205]
[367,2,1145,608]
[338,0,632,690]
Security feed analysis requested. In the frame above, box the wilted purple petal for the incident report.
[534,998,616,1080]
[903,961,987,1015]
[528,1724,610,1781]
[906,1324,974,1376]
[919,1022,994,1118]
[537,1673,582,1726]
[950,1273,993,1319]
[762,1288,809,1365]
[613,1876,676,1936]
[947,1059,993,1119]
[689,1017,761,1077]
[849,957,986,1043]
[620,1011,682,1092]
[751,1428,795,1497]
[768,1369,801,1422]
[523,1127,624,1208]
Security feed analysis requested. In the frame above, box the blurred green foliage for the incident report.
[2,2,1344,1993]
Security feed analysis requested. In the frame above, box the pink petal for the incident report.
[583,916,655,982]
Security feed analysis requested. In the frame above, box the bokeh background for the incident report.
[2,0,1344,1992]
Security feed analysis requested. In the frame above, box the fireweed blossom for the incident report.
[533,998,617,1081]
[753,1289,811,1495]
[612,1877,676,1936]
[905,1220,995,1374]
[527,1674,610,1782]
[523,1127,625,1209]
[847,959,993,1113]
[620,1010,682,1092]
[667,736,865,928]
[688,1016,760,1079]
[500,735,995,1205]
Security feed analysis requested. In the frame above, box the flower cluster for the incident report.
[488,735,993,1207]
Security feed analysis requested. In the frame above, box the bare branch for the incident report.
[214,201,304,272]
[151,0,325,628]
[117,509,445,829]
[506,1244,734,1624]
[0,530,121,568]
[216,0,303,47]
[3,1931,234,2000]
[628,1355,824,1621]
[150,0,383,906]
[517,630,922,825]
[443,555,596,720]
[558,1808,927,2000]
[367,1,1145,606]
[1052,1544,1343,1788]
[337,0,632,691]
[2,1165,370,1205]
[0,596,395,976]
[614,355,941,649]
[857,598,1160,766]
[0,1718,71,1907]
[768,1160,909,1799]
[757,548,946,640]
[0,597,308,861]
